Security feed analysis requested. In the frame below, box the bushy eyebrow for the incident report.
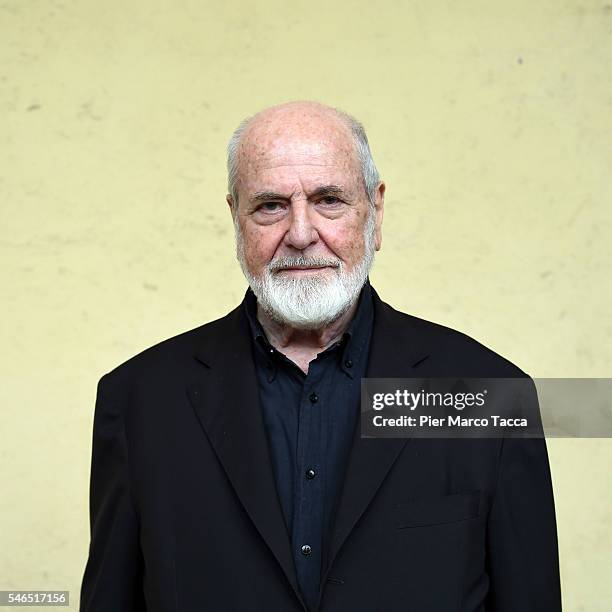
[249,184,347,204]
[310,185,347,199]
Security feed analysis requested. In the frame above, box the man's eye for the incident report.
[319,196,341,206]
[259,202,283,212]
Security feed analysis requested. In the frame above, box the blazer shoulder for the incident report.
[377,297,529,378]
[98,303,241,393]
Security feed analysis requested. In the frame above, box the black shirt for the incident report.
[243,279,374,611]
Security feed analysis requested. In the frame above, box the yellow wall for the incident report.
[2,1,610,609]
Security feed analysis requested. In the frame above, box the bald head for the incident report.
[227,101,380,208]
[242,100,354,141]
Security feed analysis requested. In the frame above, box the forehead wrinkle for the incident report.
[249,142,352,163]
[240,156,361,202]
[259,162,342,169]
[242,150,359,180]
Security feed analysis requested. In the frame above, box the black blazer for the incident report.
[80,286,561,611]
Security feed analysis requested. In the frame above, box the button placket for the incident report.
[293,366,326,581]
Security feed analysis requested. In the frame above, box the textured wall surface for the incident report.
[1,1,611,609]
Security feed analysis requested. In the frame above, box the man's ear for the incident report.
[374,181,385,251]
[226,194,236,220]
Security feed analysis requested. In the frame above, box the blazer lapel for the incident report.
[321,287,431,584]
[186,303,307,611]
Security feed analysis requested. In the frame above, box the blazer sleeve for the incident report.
[80,374,146,611]
[484,379,562,611]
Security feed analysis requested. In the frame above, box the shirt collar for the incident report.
[243,277,374,380]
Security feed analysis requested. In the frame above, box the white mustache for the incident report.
[269,257,341,272]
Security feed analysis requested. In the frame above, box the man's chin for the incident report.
[272,267,336,283]
[257,282,353,330]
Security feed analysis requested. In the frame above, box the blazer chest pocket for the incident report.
[395,491,481,529]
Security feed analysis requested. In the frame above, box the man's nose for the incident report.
[283,201,319,251]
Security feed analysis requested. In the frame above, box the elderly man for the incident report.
[80,101,561,611]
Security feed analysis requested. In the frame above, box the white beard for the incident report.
[234,207,376,330]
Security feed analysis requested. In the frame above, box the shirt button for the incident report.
[309,392,318,403]
[301,544,312,556]
[345,359,353,368]
[305,468,316,479]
